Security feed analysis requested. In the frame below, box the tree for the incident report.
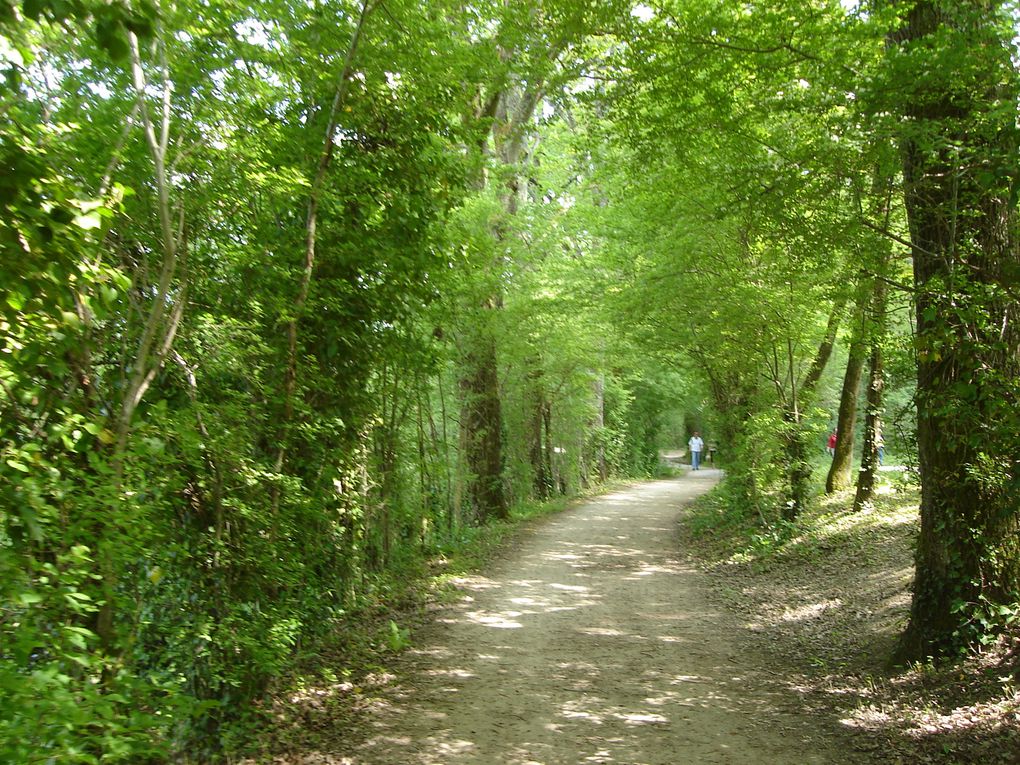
[872,0,1020,658]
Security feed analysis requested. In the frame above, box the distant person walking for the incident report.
[688,432,705,471]
[827,429,838,457]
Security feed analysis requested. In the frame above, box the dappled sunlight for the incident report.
[507,578,544,586]
[547,582,589,592]
[615,711,669,725]
[866,566,913,592]
[453,576,504,591]
[508,595,552,607]
[340,474,832,764]
[410,645,455,659]
[576,626,627,637]
[781,599,843,624]
[464,610,523,629]
[625,561,683,580]
[836,682,1020,762]
[426,738,477,757]
[424,668,477,679]
[560,701,606,724]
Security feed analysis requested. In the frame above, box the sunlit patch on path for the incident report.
[306,472,841,764]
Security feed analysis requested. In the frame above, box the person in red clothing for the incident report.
[827,429,838,457]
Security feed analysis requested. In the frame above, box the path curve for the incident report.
[343,473,836,764]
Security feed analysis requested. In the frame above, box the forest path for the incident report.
[338,475,839,764]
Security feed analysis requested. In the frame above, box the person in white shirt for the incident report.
[688,432,705,471]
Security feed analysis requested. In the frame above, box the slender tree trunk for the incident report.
[853,280,888,512]
[273,0,374,505]
[436,368,456,534]
[527,365,552,498]
[782,296,845,519]
[542,399,556,493]
[826,280,871,493]
[592,373,608,482]
[96,32,187,670]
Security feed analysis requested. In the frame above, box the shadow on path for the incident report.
[284,473,841,765]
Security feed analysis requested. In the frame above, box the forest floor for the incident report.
[247,470,1019,764]
[678,468,1020,764]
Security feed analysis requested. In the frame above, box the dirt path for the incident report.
[337,474,841,764]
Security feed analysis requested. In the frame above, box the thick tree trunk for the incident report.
[825,354,865,492]
[782,430,812,522]
[891,1,1020,659]
[459,333,508,523]
[853,355,883,508]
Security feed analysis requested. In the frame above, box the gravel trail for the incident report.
[341,472,838,764]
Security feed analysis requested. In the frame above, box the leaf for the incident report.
[6,289,26,310]
[22,0,44,21]
[73,212,102,230]
[95,17,130,62]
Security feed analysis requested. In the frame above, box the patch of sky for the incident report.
[631,3,654,22]
[234,19,284,50]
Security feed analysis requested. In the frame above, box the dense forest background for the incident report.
[2,0,1018,760]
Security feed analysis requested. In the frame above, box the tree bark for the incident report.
[97,32,188,670]
[890,0,1020,659]
[592,373,608,483]
[458,45,558,523]
[459,331,508,522]
[782,296,846,519]
[527,365,552,499]
[853,280,888,512]
[826,280,870,493]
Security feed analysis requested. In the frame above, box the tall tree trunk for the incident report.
[459,331,508,522]
[782,296,846,519]
[273,0,374,508]
[890,0,1020,659]
[853,280,888,512]
[527,364,552,498]
[542,399,556,493]
[458,50,557,523]
[782,430,812,522]
[592,373,608,483]
[95,32,188,671]
[826,280,871,493]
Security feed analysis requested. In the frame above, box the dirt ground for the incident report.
[275,473,852,764]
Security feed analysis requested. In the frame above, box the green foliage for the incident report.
[3,0,1019,756]
[385,620,411,653]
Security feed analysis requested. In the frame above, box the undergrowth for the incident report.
[681,466,919,571]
